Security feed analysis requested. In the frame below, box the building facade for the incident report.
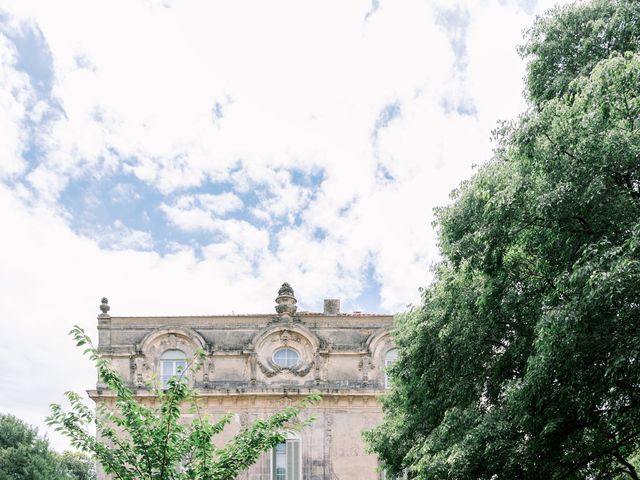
[89,283,396,480]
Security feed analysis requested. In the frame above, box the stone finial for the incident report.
[99,297,111,317]
[278,282,294,297]
[275,282,297,317]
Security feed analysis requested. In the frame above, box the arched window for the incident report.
[272,348,299,368]
[384,349,398,389]
[160,349,187,387]
[272,436,300,480]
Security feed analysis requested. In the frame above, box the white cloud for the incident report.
[0,32,32,178]
[161,192,244,230]
[198,192,243,216]
[96,220,154,251]
[112,182,142,203]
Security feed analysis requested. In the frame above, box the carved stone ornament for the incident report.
[257,358,281,377]
[136,327,208,387]
[280,331,292,345]
[364,328,395,385]
[278,283,294,296]
[293,361,313,377]
[98,297,111,317]
[359,354,371,384]
[252,323,320,380]
[275,282,297,317]
[256,355,313,378]
[202,357,215,387]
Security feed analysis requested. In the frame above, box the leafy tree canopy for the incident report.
[0,413,93,480]
[47,326,319,480]
[365,0,640,479]
[522,0,640,105]
[58,451,96,480]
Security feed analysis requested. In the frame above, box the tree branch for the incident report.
[612,449,639,480]
[573,215,595,235]
[557,431,640,479]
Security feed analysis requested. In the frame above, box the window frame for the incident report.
[159,349,188,388]
[272,347,300,369]
[270,437,301,480]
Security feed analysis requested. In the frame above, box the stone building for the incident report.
[89,283,397,479]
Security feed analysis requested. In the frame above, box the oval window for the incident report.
[272,348,299,368]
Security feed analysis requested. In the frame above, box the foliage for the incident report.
[47,326,319,480]
[0,413,63,480]
[0,413,92,480]
[58,451,96,480]
[365,0,640,479]
[521,0,640,105]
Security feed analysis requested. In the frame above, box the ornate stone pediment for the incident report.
[252,323,319,379]
[133,327,210,387]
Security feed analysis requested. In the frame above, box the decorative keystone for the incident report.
[99,297,111,317]
[275,282,297,317]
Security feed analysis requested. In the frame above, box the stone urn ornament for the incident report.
[275,282,297,317]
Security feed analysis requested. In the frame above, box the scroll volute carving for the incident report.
[365,328,395,385]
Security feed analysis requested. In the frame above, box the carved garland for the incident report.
[256,358,314,377]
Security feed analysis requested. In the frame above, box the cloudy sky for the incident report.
[0,0,569,450]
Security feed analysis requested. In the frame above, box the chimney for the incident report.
[323,299,340,314]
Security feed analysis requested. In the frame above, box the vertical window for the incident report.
[384,349,398,389]
[271,438,300,480]
[160,349,187,387]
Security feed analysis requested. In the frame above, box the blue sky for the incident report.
[0,0,569,449]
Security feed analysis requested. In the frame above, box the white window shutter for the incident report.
[286,441,294,479]
[272,448,277,479]
[293,440,300,480]
[287,440,300,480]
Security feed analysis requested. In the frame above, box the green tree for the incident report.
[47,326,319,480]
[58,451,96,480]
[0,413,67,480]
[365,1,640,479]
